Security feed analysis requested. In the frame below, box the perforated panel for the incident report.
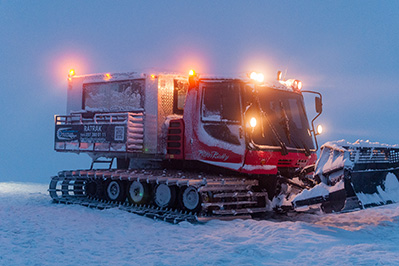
[157,76,175,154]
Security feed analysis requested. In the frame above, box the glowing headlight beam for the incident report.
[317,125,323,135]
[249,72,264,83]
[250,117,257,128]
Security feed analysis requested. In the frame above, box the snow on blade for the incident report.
[356,173,399,207]
[315,147,352,184]
[293,179,345,203]
[323,139,399,148]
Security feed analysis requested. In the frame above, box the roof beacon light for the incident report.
[188,69,198,88]
[68,69,75,77]
[297,80,303,90]
[292,80,302,91]
[257,73,264,83]
[277,71,282,81]
[250,72,264,83]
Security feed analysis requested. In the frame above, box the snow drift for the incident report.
[1,182,399,265]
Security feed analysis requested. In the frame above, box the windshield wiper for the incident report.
[279,100,291,144]
[278,100,311,154]
[302,141,311,156]
[261,110,288,155]
[253,95,288,156]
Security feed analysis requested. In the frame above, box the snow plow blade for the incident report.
[293,141,399,213]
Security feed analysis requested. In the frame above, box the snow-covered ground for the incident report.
[1,182,399,266]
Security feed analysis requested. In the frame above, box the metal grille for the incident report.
[345,146,399,164]
[159,76,174,119]
[166,119,184,159]
[389,149,399,163]
[126,112,144,152]
[157,76,175,154]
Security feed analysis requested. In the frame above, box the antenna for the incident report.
[283,68,288,80]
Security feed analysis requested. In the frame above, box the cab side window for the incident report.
[202,83,241,123]
[173,79,188,115]
[201,82,242,145]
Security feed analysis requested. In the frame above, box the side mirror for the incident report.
[315,96,323,114]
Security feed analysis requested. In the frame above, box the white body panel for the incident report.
[64,72,187,157]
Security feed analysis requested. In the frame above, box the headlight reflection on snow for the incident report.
[292,207,398,231]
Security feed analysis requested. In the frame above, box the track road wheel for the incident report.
[127,181,150,205]
[154,184,176,208]
[74,180,85,196]
[105,180,126,202]
[181,186,201,212]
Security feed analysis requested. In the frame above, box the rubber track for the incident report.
[49,169,267,224]
[52,196,199,224]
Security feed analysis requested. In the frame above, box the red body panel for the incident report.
[241,150,317,175]
[181,81,317,176]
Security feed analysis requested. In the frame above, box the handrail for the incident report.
[56,111,144,125]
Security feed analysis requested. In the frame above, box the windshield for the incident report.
[248,87,314,151]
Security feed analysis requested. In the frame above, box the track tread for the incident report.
[49,169,268,223]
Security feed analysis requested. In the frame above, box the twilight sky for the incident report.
[1,1,399,183]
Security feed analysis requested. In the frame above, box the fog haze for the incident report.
[1,1,399,182]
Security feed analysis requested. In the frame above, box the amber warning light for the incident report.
[68,69,76,81]
[188,69,197,88]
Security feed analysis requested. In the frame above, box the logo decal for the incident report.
[198,150,229,161]
[57,127,78,141]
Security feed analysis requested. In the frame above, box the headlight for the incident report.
[250,117,257,128]
[316,125,323,135]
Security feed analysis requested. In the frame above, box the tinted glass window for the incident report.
[251,88,314,150]
[173,79,188,114]
[202,82,241,123]
[83,79,145,112]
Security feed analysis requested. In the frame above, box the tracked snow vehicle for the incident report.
[50,69,399,222]
[50,69,326,221]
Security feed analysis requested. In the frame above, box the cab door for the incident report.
[194,81,246,170]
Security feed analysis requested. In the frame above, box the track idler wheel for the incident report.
[154,184,176,208]
[127,181,150,205]
[49,178,61,200]
[105,180,126,202]
[181,186,201,212]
